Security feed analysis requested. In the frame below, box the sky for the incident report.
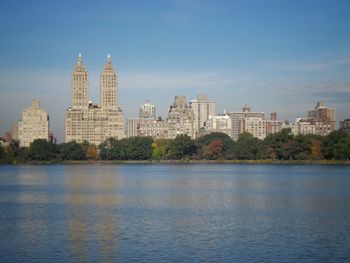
[0,0,350,142]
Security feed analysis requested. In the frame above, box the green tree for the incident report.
[123,137,153,160]
[59,141,85,160]
[167,134,196,159]
[6,140,21,159]
[99,138,119,160]
[1,140,27,164]
[332,136,350,160]
[280,137,310,160]
[99,137,153,160]
[259,129,293,160]
[152,139,171,160]
[0,145,4,161]
[234,132,261,160]
[322,130,349,159]
[27,139,57,161]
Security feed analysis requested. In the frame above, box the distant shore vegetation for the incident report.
[0,129,350,164]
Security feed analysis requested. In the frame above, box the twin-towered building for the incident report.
[65,54,124,145]
[9,55,341,147]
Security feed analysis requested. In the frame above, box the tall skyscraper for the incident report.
[100,54,118,111]
[66,54,124,145]
[72,53,89,110]
[189,94,216,136]
[18,99,49,147]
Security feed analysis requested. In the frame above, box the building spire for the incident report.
[103,53,114,70]
[77,53,83,64]
[74,53,85,71]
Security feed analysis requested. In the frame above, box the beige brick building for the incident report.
[240,117,267,140]
[18,99,49,147]
[65,54,124,145]
[228,106,265,141]
[307,101,336,135]
[167,96,194,139]
[189,94,216,136]
[266,112,283,135]
[137,118,169,139]
[205,114,232,137]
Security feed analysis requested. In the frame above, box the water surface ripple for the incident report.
[0,164,349,262]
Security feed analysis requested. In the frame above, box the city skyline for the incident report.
[1,0,350,141]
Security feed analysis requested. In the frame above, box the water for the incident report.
[0,164,349,262]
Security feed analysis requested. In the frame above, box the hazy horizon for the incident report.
[1,0,350,142]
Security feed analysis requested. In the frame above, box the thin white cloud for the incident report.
[277,57,350,71]
[272,82,350,96]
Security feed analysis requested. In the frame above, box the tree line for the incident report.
[0,129,349,164]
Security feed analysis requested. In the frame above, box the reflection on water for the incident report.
[65,166,121,262]
[0,164,350,262]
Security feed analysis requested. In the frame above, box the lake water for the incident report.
[0,164,350,262]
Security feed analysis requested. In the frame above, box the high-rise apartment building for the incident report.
[128,96,194,140]
[266,112,283,135]
[137,118,169,139]
[307,101,336,136]
[189,94,216,136]
[167,96,194,138]
[228,106,265,141]
[127,117,169,139]
[240,117,267,140]
[139,100,156,119]
[17,99,49,147]
[127,118,140,138]
[283,102,336,137]
[65,54,124,145]
[205,114,232,137]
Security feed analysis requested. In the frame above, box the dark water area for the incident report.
[0,164,349,262]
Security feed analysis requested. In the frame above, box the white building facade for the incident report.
[18,99,49,147]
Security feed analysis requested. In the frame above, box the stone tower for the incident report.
[100,54,118,111]
[71,54,89,110]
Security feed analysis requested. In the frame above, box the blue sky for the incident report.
[1,0,350,141]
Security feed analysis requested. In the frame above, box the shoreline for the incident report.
[2,159,350,165]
